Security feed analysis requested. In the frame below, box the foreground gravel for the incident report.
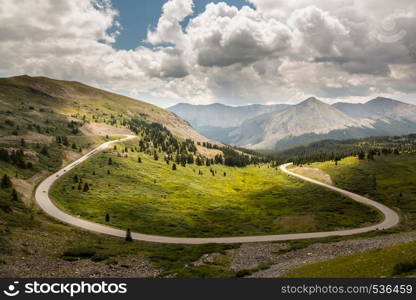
[0,228,162,278]
[248,231,416,278]
[0,254,161,278]
[229,243,288,271]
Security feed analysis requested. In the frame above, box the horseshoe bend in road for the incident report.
[35,136,400,244]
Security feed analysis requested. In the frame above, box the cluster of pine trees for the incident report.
[197,141,266,167]
[197,141,219,150]
[129,118,197,157]
[129,116,268,168]
[56,136,69,146]
[56,135,79,151]
[267,135,416,165]
[220,147,265,167]
[72,174,91,192]
[67,120,81,135]
[0,148,32,169]
[1,174,19,212]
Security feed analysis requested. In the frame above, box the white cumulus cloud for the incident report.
[0,0,415,106]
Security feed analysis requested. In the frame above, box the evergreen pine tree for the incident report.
[125,228,133,242]
[172,163,177,171]
[11,189,18,201]
[40,147,49,156]
[1,174,12,189]
[83,183,89,192]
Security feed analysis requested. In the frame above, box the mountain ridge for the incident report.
[169,96,416,149]
[169,102,290,129]
[230,97,375,149]
[0,75,217,145]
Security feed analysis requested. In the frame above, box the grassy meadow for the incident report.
[51,142,381,238]
[308,154,416,229]
[284,241,416,278]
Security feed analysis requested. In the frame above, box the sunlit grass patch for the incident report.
[51,147,381,238]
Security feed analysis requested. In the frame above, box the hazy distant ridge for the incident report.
[170,97,416,149]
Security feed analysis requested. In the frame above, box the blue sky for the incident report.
[111,0,253,50]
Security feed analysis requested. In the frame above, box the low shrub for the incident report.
[393,261,416,275]
[62,247,96,259]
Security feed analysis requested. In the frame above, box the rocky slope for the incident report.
[174,96,416,150]
[229,98,374,149]
[333,97,416,123]
[0,75,213,144]
[169,102,289,128]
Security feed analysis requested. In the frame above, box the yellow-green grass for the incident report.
[0,75,201,141]
[283,241,416,278]
[0,135,109,181]
[50,146,381,238]
[308,154,416,229]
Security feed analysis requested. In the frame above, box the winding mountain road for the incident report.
[35,137,400,244]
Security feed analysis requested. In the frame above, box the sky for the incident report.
[111,0,253,50]
[0,0,415,108]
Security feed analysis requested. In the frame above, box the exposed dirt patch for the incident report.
[24,149,39,164]
[0,131,52,144]
[63,150,82,165]
[228,243,288,271]
[11,179,33,205]
[196,145,223,159]
[79,122,133,137]
[28,170,49,184]
[291,167,333,185]
[11,170,49,205]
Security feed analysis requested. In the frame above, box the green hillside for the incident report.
[284,241,416,278]
[1,75,412,278]
[0,75,227,205]
[0,75,238,277]
[307,155,416,230]
[0,75,209,142]
[50,140,381,238]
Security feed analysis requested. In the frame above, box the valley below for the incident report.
[49,140,380,239]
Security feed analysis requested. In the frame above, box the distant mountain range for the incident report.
[169,103,290,128]
[169,97,416,150]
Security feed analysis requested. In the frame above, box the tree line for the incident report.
[265,134,416,165]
